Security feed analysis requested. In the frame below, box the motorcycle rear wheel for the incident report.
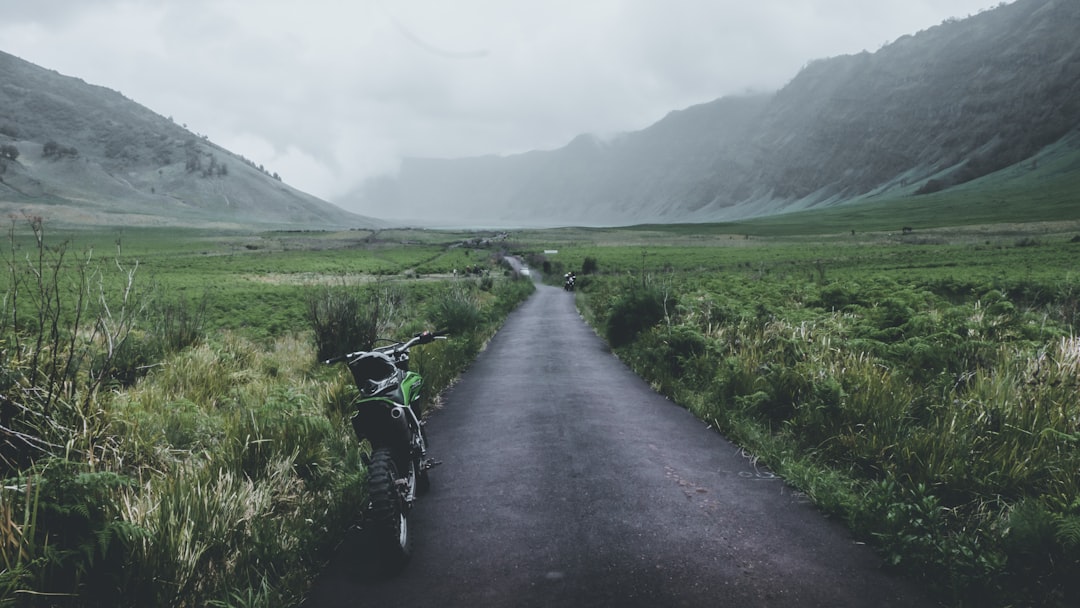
[366,447,412,571]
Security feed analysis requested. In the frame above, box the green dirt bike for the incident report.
[324,331,446,572]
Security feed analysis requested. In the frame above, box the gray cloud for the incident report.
[0,0,1008,207]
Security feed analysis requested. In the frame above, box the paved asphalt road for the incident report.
[303,284,936,608]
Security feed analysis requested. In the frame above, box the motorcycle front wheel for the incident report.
[366,447,412,571]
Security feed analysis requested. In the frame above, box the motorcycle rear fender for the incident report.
[351,396,410,451]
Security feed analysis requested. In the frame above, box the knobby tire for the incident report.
[366,447,412,573]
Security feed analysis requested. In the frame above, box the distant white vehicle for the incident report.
[520,267,531,277]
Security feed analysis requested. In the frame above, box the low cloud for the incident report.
[1,0,1006,205]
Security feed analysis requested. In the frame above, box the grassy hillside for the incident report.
[744,132,1080,235]
[589,135,1080,240]
[0,50,375,230]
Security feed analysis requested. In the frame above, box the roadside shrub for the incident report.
[160,398,215,451]
[606,286,668,348]
[97,331,165,388]
[428,284,484,335]
[1054,279,1080,330]
[490,276,535,319]
[152,292,208,352]
[102,334,367,607]
[873,297,915,331]
[0,218,145,470]
[308,285,406,362]
[221,388,340,487]
[817,283,859,309]
[91,291,207,389]
[5,460,144,602]
[307,286,374,362]
[858,480,1005,604]
[619,325,712,397]
[1003,498,1080,604]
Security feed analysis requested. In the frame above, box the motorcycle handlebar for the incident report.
[413,330,449,345]
[322,330,449,365]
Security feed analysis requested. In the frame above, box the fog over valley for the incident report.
[2,0,1077,228]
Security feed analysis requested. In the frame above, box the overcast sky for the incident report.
[2,0,1006,209]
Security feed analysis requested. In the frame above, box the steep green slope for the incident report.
[738,132,1080,235]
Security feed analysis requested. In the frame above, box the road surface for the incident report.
[303,284,935,607]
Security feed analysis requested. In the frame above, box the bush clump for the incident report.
[429,284,484,335]
[605,286,668,348]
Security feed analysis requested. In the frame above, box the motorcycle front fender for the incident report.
[400,371,423,406]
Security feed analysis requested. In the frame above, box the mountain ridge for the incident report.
[346,0,1080,227]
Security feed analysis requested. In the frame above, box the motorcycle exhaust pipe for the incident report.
[390,406,406,420]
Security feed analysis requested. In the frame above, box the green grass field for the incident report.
[0,175,1078,607]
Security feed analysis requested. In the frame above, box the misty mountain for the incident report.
[348,0,1080,226]
[0,50,377,229]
